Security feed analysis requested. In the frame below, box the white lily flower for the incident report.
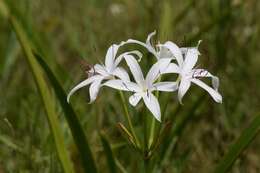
[161,41,222,104]
[103,55,178,122]
[125,31,174,60]
[67,43,142,103]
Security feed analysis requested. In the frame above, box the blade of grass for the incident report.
[1,3,75,173]
[100,132,118,173]
[214,113,260,173]
[35,54,98,173]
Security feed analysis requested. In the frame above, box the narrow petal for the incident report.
[114,50,143,67]
[160,41,183,66]
[105,44,119,72]
[67,75,102,102]
[143,92,161,122]
[89,77,104,103]
[152,82,178,92]
[112,67,130,81]
[191,79,222,103]
[178,78,191,104]
[123,55,145,85]
[161,63,180,74]
[146,58,172,87]
[129,93,142,106]
[183,48,200,72]
[191,69,219,90]
[103,79,140,92]
[146,31,156,48]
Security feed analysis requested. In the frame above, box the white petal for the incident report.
[67,75,102,102]
[129,93,142,106]
[152,82,178,92]
[103,79,140,92]
[160,41,183,66]
[161,63,180,74]
[146,58,171,87]
[191,79,222,103]
[125,38,158,59]
[89,77,104,103]
[146,31,156,48]
[143,92,161,122]
[114,50,143,67]
[183,48,200,72]
[191,69,219,90]
[178,78,191,104]
[105,44,119,72]
[92,64,108,76]
[124,55,145,85]
[112,67,130,81]
[159,46,174,59]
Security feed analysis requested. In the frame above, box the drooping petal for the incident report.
[146,58,172,87]
[112,67,130,81]
[129,93,142,106]
[191,79,222,103]
[103,79,140,92]
[67,75,102,102]
[178,78,191,104]
[152,82,178,92]
[161,63,180,74]
[105,44,120,72]
[123,55,145,85]
[143,92,161,122]
[191,69,219,90]
[182,48,200,72]
[89,76,104,103]
[160,41,183,66]
[114,50,143,67]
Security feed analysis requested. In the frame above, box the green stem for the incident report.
[119,91,140,148]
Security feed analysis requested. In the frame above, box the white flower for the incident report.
[67,43,142,103]
[161,41,222,104]
[125,31,174,60]
[103,55,178,121]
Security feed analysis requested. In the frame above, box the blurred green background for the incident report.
[0,0,260,172]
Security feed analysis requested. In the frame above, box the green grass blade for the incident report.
[214,113,260,173]
[35,54,98,173]
[100,132,118,173]
[4,6,75,173]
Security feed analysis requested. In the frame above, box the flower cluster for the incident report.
[67,31,222,122]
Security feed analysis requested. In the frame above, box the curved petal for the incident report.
[89,76,104,103]
[159,46,174,59]
[143,92,161,122]
[178,78,191,104]
[146,31,156,48]
[103,79,140,92]
[123,55,144,85]
[183,48,200,72]
[129,93,142,106]
[114,50,143,67]
[113,67,130,81]
[191,69,219,90]
[146,58,172,87]
[191,79,222,103]
[160,41,183,66]
[152,82,178,92]
[67,75,102,102]
[161,63,180,74]
[105,44,120,72]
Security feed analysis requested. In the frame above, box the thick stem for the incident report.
[119,91,140,148]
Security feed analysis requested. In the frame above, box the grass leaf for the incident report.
[35,53,98,173]
[100,132,118,173]
[214,113,260,173]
